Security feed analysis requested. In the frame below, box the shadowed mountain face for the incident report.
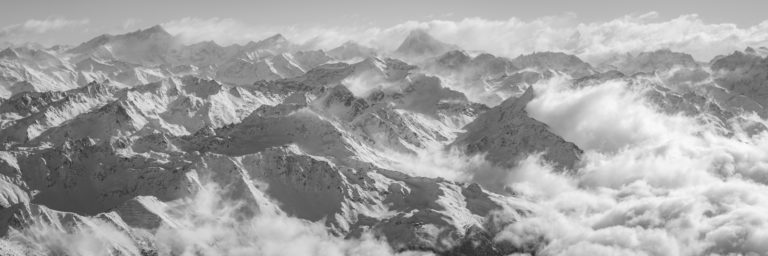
[395,30,458,58]
[452,86,583,172]
[1,25,768,256]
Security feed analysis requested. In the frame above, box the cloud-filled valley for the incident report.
[1,11,768,256]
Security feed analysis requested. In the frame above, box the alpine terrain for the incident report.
[1,22,768,256]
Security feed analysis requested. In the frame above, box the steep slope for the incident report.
[452,87,583,170]
[6,138,193,215]
[0,47,79,97]
[0,81,119,146]
[709,49,768,118]
[427,50,525,106]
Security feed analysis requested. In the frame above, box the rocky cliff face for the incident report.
[452,87,583,171]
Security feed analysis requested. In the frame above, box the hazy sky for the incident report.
[2,0,768,46]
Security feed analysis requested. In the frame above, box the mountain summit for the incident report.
[244,33,294,53]
[130,25,172,38]
[395,29,457,57]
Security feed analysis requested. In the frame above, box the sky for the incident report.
[2,0,767,27]
[2,0,768,61]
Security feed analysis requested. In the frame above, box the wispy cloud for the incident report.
[0,18,90,45]
[121,18,142,30]
[0,18,89,37]
[484,75,768,255]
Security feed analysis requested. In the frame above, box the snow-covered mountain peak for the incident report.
[395,29,457,57]
[117,25,173,42]
[244,33,294,53]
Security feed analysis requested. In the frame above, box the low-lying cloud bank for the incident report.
[164,12,768,62]
[368,71,768,255]
[513,77,768,255]
[400,75,768,255]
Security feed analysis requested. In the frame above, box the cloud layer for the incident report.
[164,13,768,62]
[490,76,768,256]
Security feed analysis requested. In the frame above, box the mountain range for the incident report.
[1,25,767,256]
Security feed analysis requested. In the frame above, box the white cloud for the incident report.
[121,18,142,30]
[481,74,768,255]
[0,18,89,37]
[496,179,768,256]
[0,18,90,46]
[162,13,768,62]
